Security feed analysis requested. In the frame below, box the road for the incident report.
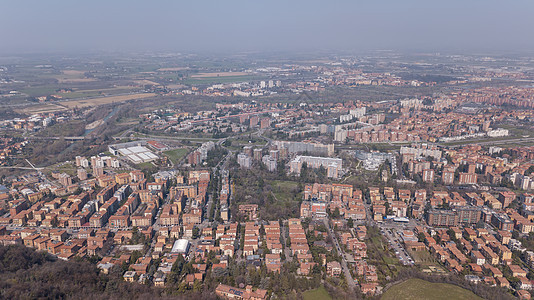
[380,227,414,266]
[280,221,293,262]
[323,218,357,290]
[146,193,173,257]
[440,136,534,149]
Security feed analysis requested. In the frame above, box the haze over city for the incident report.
[1,0,534,54]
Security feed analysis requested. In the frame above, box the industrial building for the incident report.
[108,141,159,164]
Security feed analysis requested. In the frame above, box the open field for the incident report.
[56,86,138,99]
[302,286,331,300]
[56,70,97,83]
[182,75,255,85]
[18,93,157,113]
[166,84,187,89]
[135,162,157,172]
[268,180,300,202]
[134,80,160,86]
[61,93,157,108]
[115,117,139,126]
[17,103,67,114]
[157,67,189,72]
[163,148,189,164]
[191,71,248,78]
[381,279,482,300]
[46,162,78,177]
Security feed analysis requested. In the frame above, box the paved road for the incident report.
[280,221,293,262]
[323,218,357,290]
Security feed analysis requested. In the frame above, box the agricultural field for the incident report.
[17,103,68,114]
[381,278,482,300]
[55,70,96,83]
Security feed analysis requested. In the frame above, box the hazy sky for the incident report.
[1,0,534,54]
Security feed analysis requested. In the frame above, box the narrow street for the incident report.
[323,218,358,290]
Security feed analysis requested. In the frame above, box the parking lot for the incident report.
[380,227,414,266]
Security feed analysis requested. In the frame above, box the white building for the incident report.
[237,153,252,169]
[171,239,190,255]
[487,128,509,137]
[262,155,277,172]
[289,155,342,179]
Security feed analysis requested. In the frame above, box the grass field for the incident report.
[163,148,189,164]
[302,286,332,300]
[381,279,482,300]
[135,162,157,172]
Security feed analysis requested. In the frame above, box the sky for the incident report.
[1,0,534,55]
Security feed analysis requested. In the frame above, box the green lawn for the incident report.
[302,286,332,300]
[163,148,189,164]
[135,162,156,172]
[381,278,482,300]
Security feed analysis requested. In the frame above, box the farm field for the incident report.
[54,70,96,83]
[17,103,68,114]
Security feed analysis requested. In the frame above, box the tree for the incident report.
[192,227,200,239]
[300,162,308,181]
[347,218,354,228]
[332,207,341,219]
[417,232,426,242]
